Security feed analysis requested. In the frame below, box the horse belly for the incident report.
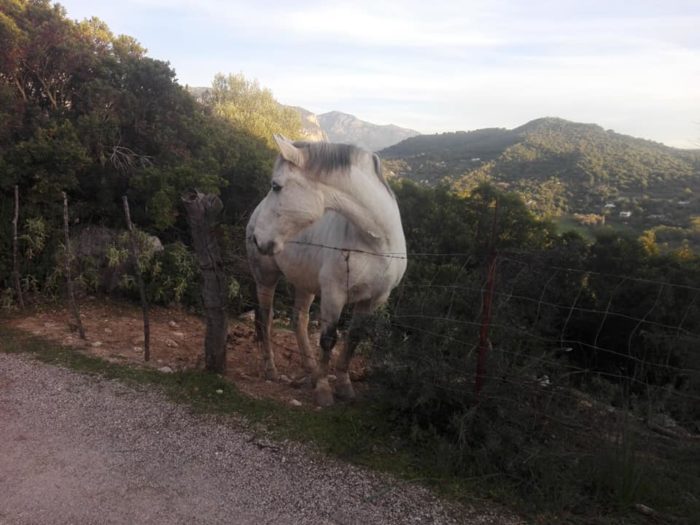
[274,249,323,294]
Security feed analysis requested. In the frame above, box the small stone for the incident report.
[172,331,185,338]
[132,336,145,345]
[289,399,302,407]
[164,338,178,348]
[91,341,102,348]
[132,346,142,352]
[215,389,224,395]
[158,366,174,374]
[279,374,292,385]
[103,327,113,334]
[239,310,255,321]
[168,320,179,328]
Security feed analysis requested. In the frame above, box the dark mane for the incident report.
[287,141,394,196]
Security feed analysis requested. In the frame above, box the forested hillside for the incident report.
[382,118,700,247]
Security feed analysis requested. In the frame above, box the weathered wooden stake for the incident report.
[182,190,228,373]
[62,191,85,339]
[12,185,25,308]
[122,196,150,362]
[475,199,499,398]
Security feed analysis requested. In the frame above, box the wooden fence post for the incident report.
[182,190,228,373]
[122,196,150,362]
[12,185,25,308]
[62,192,85,339]
[475,199,499,397]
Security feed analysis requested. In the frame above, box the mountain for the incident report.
[187,88,413,149]
[317,111,420,151]
[289,106,328,142]
[381,117,700,229]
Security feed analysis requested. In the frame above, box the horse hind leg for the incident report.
[314,289,345,407]
[293,291,318,380]
[335,300,372,401]
[255,283,279,380]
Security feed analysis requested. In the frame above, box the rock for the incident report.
[289,399,302,407]
[172,331,185,338]
[103,327,113,334]
[132,346,143,352]
[91,341,103,348]
[215,389,223,395]
[164,338,178,348]
[168,320,179,328]
[279,374,292,385]
[239,310,255,321]
[158,366,174,374]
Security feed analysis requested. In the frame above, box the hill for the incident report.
[289,106,328,142]
[317,111,420,151]
[187,91,414,150]
[381,118,700,234]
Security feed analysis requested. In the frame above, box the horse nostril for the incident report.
[252,234,259,248]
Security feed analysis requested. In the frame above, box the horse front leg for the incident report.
[293,290,318,381]
[314,289,345,407]
[255,283,278,380]
[335,300,372,401]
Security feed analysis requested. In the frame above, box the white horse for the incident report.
[246,135,407,406]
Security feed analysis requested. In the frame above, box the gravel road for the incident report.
[0,353,521,524]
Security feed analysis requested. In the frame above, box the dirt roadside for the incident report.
[0,352,522,525]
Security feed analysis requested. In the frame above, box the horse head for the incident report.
[252,135,325,255]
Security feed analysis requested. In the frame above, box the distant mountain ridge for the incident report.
[316,111,420,151]
[187,86,417,150]
[381,117,700,221]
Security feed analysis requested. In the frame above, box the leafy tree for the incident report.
[206,72,303,146]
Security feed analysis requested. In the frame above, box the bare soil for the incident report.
[7,299,365,407]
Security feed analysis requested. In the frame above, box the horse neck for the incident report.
[320,167,405,252]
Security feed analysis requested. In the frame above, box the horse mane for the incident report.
[286,141,395,197]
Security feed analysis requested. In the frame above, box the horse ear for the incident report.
[273,134,305,167]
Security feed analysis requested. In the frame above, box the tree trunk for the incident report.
[12,185,25,309]
[122,196,150,362]
[182,191,228,373]
[62,192,85,339]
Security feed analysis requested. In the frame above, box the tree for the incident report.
[207,73,302,146]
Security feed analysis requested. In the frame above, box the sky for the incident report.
[56,0,700,148]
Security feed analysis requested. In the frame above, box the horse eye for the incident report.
[271,181,282,192]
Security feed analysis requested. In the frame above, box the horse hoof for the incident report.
[314,383,335,407]
[335,382,355,401]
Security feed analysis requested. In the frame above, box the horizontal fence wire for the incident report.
[229,238,700,429]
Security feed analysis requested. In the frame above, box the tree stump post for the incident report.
[12,185,25,309]
[62,191,85,339]
[122,196,151,362]
[182,191,228,373]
